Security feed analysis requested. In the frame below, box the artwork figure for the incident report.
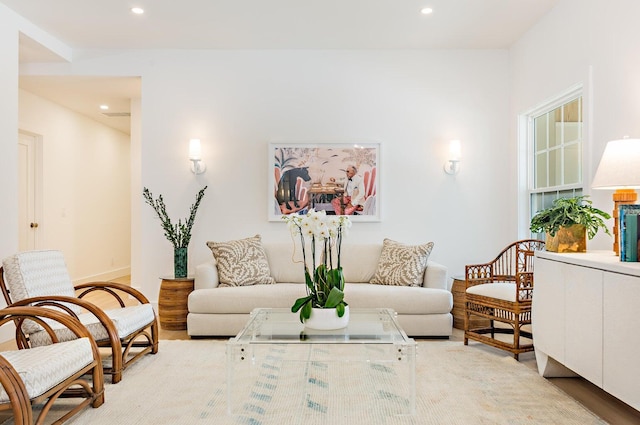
[331,165,365,215]
[276,167,311,211]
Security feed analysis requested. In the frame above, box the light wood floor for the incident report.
[4,275,640,424]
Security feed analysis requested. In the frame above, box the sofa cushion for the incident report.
[187,283,452,315]
[263,243,383,284]
[338,244,383,283]
[370,239,434,286]
[345,283,452,315]
[189,284,308,314]
[207,235,276,287]
[264,243,306,284]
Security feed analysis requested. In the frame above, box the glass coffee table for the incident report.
[226,308,416,421]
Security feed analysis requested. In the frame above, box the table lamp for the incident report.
[591,138,640,255]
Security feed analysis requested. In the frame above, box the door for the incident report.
[18,132,40,251]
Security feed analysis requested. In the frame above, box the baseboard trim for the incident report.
[74,267,131,284]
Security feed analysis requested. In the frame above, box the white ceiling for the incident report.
[7,0,559,134]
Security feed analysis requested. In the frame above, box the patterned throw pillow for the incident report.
[370,239,434,287]
[206,235,276,287]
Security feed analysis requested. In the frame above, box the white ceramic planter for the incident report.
[304,305,350,330]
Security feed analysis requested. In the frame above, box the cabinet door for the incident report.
[564,265,603,387]
[532,257,566,363]
[603,272,640,411]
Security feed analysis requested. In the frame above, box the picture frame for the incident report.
[269,142,380,222]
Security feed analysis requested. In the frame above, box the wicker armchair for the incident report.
[0,306,104,424]
[463,239,545,360]
[0,250,159,384]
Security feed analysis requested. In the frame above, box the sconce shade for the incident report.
[189,139,202,161]
[444,139,461,175]
[592,138,640,189]
[188,138,206,174]
[449,140,461,161]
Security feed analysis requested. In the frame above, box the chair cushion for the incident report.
[466,282,518,302]
[206,235,276,287]
[2,250,77,303]
[370,239,434,286]
[0,337,93,401]
[29,304,155,346]
[2,250,81,333]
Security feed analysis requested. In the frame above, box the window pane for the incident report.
[563,123,580,143]
[535,115,547,151]
[531,193,542,213]
[564,143,581,185]
[549,107,561,148]
[549,148,561,186]
[563,98,581,124]
[536,152,547,188]
[541,192,556,210]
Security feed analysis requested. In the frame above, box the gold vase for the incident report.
[546,224,587,253]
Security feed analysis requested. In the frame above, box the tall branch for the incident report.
[143,186,208,248]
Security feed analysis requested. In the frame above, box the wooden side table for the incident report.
[158,276,195,330]
[451,276,490,330]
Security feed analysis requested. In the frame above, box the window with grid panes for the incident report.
[529,95,583,237]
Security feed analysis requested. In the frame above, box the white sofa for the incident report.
[187,242,453,337]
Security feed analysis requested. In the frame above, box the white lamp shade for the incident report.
[189,139,202,161]
[592,138,640,189]
[449,140,461,161]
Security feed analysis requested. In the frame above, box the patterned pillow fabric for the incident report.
[206,235,276,287]
[370,239,434,287]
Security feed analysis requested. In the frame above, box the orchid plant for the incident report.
[282,209,352,322]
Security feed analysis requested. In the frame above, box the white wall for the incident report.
[20,49,512,297]
[18,89,131,281]
[0,4,19,266]
[3,5,518,301]
[4,0,640,314]
[510,0,640,249]
[136,49,511,296]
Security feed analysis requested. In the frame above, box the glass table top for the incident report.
[230,308,413,344]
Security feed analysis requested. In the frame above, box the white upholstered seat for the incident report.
[0,306,104,425]
[465,282,519,302]
[0,250,159,384]
[0,338,93,402]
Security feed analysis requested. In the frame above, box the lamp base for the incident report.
[612,189,638,256]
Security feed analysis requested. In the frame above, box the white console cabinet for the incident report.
[533,251,640,411]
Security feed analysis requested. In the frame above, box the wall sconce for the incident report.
[591,137,640,255]
[189,138,206,174]
[444,140,461,175]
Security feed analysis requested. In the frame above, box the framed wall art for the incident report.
[269,142,380,222]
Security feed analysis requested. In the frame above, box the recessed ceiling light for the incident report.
[100,105,109,110]
[131,7,144,15]
[420,7,433,15]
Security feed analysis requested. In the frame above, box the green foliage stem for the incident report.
[143,186,207,248]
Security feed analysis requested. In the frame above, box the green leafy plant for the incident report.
[143,186,207,248]
[282,209,351,323]
[529,195,611,240]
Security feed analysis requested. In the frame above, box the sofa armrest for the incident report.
[194,260,220,290]
[423,261,449,290]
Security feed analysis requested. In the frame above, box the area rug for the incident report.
[16,339,606,425]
